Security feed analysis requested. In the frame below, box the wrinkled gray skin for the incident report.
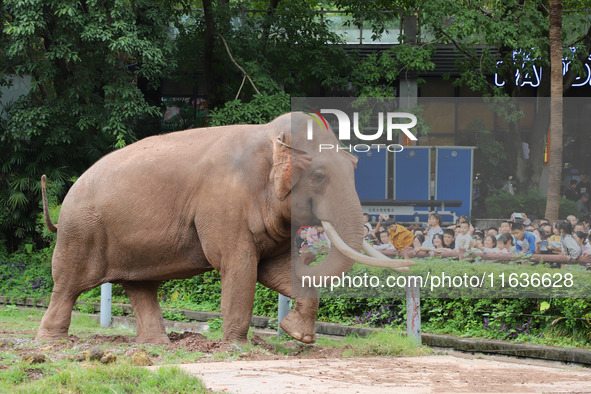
[37,112,363,344]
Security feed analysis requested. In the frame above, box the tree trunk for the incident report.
[203,0,219,109]
[545,0,563,222]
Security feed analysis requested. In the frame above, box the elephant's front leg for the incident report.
[257,252,319,343]
[218,250,259,343]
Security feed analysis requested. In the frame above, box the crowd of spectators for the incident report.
[360,211,591,261]
[295,176,591,262]
[295,212,590,261]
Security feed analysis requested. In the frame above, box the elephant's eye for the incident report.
[312,171,326,182]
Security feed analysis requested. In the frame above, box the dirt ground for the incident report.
[165,355,591,393]
[3,330,591,393]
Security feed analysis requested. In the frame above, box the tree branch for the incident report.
[215,33,261,96]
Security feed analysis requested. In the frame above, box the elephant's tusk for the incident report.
[321,221,414,269]
[361,241,411,273]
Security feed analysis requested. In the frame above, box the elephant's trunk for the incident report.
[294,197,363,284]
[294,193,413,284]
[293,207,414,294]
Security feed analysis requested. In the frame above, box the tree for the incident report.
[174,1,352,104]
[415,0,591,195]
[1,0,177,250]
[545,0,563,222]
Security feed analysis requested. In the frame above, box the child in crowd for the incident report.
[363,213,373,232]
[574,222,586,233]
[548,222,562,253]
[413,234,425,248]
[481,234,498,253]
[497,233,515,254]
[567,215,578,227]
[547,221,581,260]
[511,222,537,255]
[456,216,474,233]
[467,233,484,252]
[306,225,329,246]
[455,221,472,250]
[443,228,456,249]
[374,231,395,251]
[423,212,443,248]
[363,226,375,244]
[296,228,308,251]
[573,231,586,252]
[532,228,544,243]
[496,221,514,241]
[535,229,553,255]
[384,219,414,251]
[432,233,447,251]
[582,233,591,256]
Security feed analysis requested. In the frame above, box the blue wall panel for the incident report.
[394,148,431,222]
[355,149,387,199]
[436,148,472,218]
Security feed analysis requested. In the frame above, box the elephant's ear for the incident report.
[342,150,358,169]
[272,131,312,200]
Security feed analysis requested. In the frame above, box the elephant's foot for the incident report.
[280,308,316,343]
[223,332,249,344]
[35,327,69,342]
[135,333,171,345]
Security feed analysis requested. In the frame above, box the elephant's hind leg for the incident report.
[36,285,82,341]
[122,281,169,344]
[257,252,319,343]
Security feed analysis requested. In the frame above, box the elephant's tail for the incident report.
[41,175,58,233]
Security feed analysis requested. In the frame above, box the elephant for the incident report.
[36,112,413,344]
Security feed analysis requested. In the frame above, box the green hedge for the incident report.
[485,191,580,219]
[1,247,590,346]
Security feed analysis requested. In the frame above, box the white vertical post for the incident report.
[100,283,112,328]
[406,280,421,345]
[277,294,291,337]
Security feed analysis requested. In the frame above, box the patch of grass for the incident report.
[68,313,136,337]
[262,335,315,356]
[1,362,208,393]
[143,343,206,364]
[0,307,45,335]
[318,330,432,357]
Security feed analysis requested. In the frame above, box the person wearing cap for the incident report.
[578,193,591,216]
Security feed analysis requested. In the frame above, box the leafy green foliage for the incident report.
[0,250,53,299]
[174,1,351,104]
[350,45,435,97]
[1,0,177,249]
[208,93,291,126]
[486,191,580,219]
[207,317,223,332]
[161,309,190,322]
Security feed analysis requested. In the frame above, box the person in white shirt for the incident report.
[374,231,395,251]
[423,212,443,248]
[455,221,473,250]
